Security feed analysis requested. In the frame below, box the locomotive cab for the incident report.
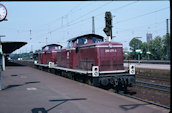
[67,34,125,72]
[38,44,62,64]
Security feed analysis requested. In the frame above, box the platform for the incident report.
[0,66,169,113]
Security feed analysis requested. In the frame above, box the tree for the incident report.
[148,36,163,60]
[141,42,149,60]
[35,49,41,53]
[129,37,142,60]
[162,34,170,60]
[128,34,170,60]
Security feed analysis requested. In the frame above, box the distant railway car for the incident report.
[35,34,135,91]
[37,44,62,64]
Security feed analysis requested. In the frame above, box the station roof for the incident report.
[1,41,27,54]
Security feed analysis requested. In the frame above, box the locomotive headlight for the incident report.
[129,64,135,75]
[92,66,99,77]
[48,62,54,68]
[34,60,38,64]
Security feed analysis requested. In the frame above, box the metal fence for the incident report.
[124,60,170,64]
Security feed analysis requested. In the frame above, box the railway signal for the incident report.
[103,11,112,40]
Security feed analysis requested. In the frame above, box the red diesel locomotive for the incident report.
[35,34,135,91]
[37,44,62,64]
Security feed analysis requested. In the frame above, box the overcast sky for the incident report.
[0,1,170,54]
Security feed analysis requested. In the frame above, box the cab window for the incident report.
[48,46,52,50]
[76,37,88,45]
[44,46,49,51]
[67,41,74,48]
[55,46,58,50]
[92,37,103,43]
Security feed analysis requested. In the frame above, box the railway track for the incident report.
[117,91,170,109]
[136,76,169,82]
[108,80,171,110]
[135,80,170,93]
[96,79,170,109]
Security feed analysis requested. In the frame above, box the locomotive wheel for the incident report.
[50,69,55,74]
[48,68,50,73]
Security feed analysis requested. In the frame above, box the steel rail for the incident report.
[118,92,170,109]
[135,84,170,92]
[136,76,169,82]
[135,80,170,92]
[136,80,170,88]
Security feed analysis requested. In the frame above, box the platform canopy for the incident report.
[1,41,27,54]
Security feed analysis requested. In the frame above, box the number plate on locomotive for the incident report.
[105,49,116,52]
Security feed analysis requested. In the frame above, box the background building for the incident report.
[146,32,153,43]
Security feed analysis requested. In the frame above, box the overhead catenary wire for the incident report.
[34,2,95,32]
[68,1,112,24]
[33,2,85,29]
[7,1,138,38]
[7,2,169,53]
[1,2,86,37]
[115,20,165,33]
[58,5,169,35]
[27,1,137,36]
[94,1,138,18]
[47,1,112,34]
[33,3,170,48]
[47,1,138,34]
[21,2,103,40]
[115,6,169,24]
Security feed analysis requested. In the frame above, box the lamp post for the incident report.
[0,35,5,90]
[0,3,7,90]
